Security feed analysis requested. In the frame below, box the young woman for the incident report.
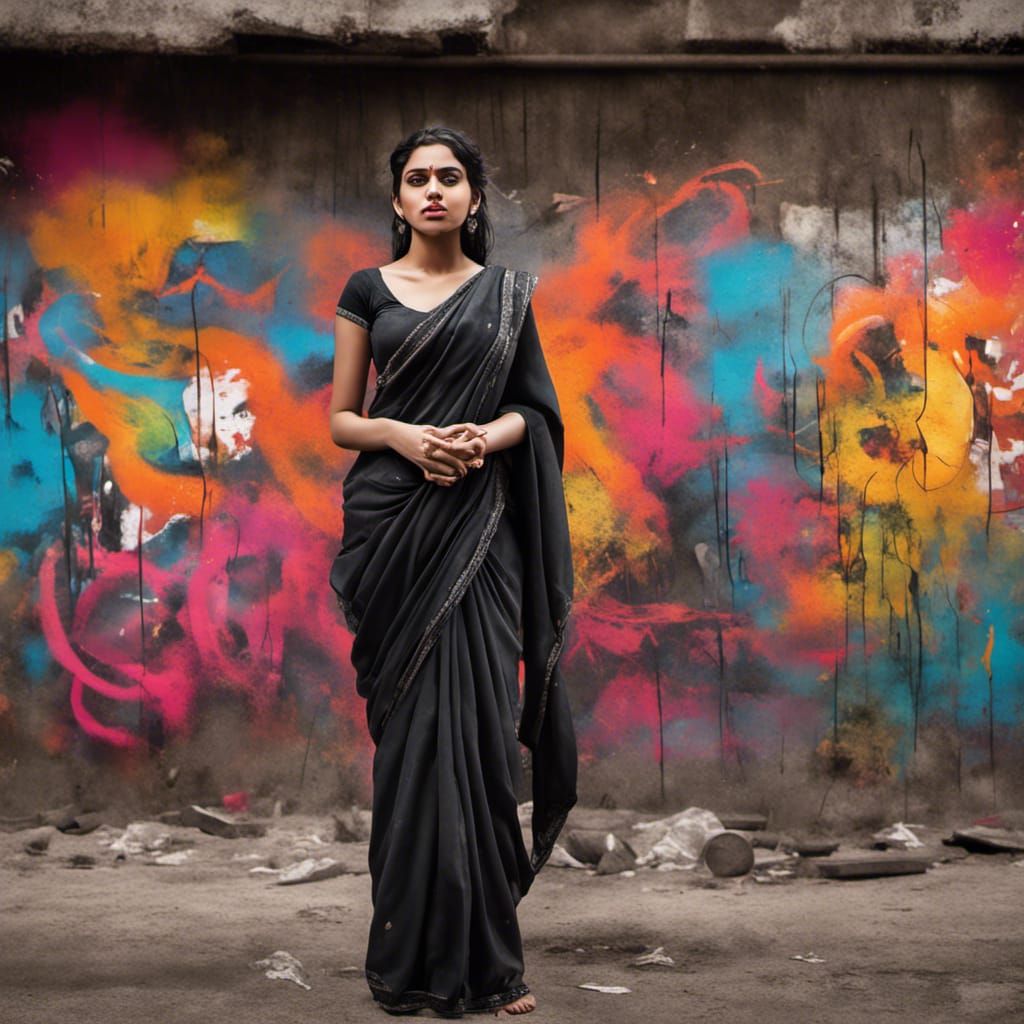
[328,126,577,1017]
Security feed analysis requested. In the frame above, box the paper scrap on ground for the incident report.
[578,983,632,994]
[791,952,826,964]
[873,822,925,849]
[153,850,193,866]
[632,946,675,967]
[103,823,173,855]
[251,950,311,990]
[276,857,346,885]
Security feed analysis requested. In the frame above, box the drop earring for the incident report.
[395,213,406,235]
[466,212,478,234]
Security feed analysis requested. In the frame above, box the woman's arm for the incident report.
[328,315,472,480]
[328,314,395,450]
[476,411,526,453]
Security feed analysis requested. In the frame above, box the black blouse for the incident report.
[335,267,433,373]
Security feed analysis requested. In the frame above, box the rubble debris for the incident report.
[250,950,311,990]
[753,849,798,869]
[872,823,925,850]
[633,807,725,868]
[24,826,56,855]
[153,850,194,866]
[631,946,675,968]
[65,854,96,869]
[948,826,1024,854]
[752,865,797,883]
[596,834,637,875]
[791,952,826,964]
[180,804,267,839]
[702,831,755,877]
[103,822,177,856]
[578,983,632,994]
[815,853,929,880]
[332,805,372,843]
[739,831,784,850]
[793,838,841,857]
[222,791,249,814]
[276,857,348,885]
[564,829,615,865]
[58,811,104,836]
[39,804,78,829]
[547,843,587,869]
[717,812,768,832]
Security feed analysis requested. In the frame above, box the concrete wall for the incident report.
[0,0,1020,55]
[1,45,1022,826]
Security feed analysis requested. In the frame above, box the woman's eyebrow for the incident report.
[404,166,463,175]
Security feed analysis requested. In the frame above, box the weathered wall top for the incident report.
[0,0,1020,56]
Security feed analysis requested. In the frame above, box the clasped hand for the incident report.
[396,421,488,487]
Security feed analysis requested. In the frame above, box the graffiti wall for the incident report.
[1,58,1021,816]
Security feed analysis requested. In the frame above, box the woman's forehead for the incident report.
[403,143,463,172]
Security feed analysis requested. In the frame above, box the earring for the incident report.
[466,213,478,234]
[396,215,406,235]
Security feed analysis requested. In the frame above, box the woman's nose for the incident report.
[425,177,442,197]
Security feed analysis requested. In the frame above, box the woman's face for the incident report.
[392,143,478,239]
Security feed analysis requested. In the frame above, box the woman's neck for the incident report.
[398,232,476,275]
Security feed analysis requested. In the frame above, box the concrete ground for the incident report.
[2,811,1023,1024]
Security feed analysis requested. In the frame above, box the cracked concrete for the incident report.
[0,0,1019,56]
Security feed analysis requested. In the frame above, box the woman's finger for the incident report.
[420,453,467,477]
[423,468,458,486]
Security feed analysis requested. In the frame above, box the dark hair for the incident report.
[388,126,494,264]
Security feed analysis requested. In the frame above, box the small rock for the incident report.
[595,834,637,875]
[566,829,625,866]
[24,826,56,855]
[180,804,266,839]
[58,811,105,836]
[332,805,371,843]
[276,858,348,885]
[39,804,78,829]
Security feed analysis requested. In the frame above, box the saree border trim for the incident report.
[533,595,572,731]
[335,305,369,329]
[470,269,538,422]
[374,266,492,394]
[530,800,575,875]
[376,457,510,736]
[366,968,531,1014]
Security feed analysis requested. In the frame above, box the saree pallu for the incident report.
[329,265,576,1016]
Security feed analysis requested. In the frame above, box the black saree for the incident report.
[329,265,576,1016]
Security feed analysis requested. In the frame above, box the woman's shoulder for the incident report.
[345,266,381,285]
[490,263,539,284]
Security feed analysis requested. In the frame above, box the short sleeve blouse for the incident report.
[336,268,430,372]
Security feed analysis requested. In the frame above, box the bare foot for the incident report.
[494,993,536,1016]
